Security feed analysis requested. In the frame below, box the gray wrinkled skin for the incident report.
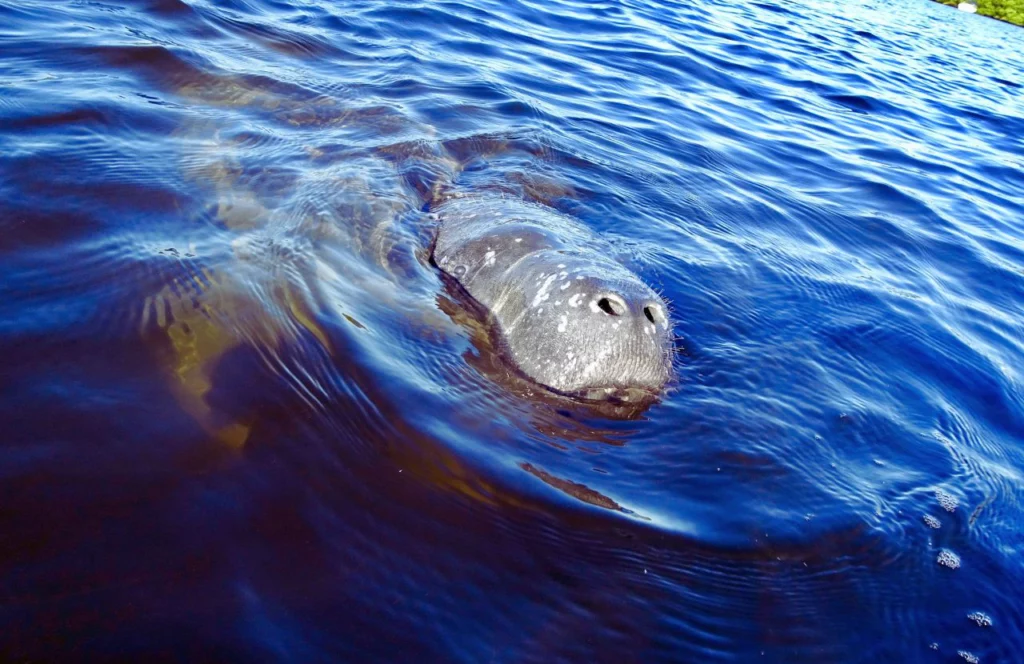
[432,194,673,401]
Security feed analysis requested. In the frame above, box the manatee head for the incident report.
[433,197,673,403]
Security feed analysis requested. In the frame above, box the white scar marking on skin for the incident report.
[589,299,601,313]
[576,276,585,280]
[484,250,496,267]
[558,264,566,269]
[531,273,558,307]
[558,315,567,333]
[560,282,570,290]
[515,238,522,243]
[569,293,584,307]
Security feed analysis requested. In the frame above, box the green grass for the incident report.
[933,0,1024,26]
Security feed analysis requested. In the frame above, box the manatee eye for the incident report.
[597,295,626,316]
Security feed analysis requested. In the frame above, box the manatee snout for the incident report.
[494,251,671,399]
[433,196,674,404]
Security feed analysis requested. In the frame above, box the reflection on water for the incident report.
[1,0,1023,660]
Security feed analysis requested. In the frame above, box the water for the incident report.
[1,0,1022,660]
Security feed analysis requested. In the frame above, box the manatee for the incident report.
[147,72,673,451]
[431,194,673,402]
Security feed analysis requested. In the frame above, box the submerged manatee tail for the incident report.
[142,238,333,449]
[142,258,253,448]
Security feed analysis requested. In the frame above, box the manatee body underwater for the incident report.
[431,193,673,403]
[153,84,673,422]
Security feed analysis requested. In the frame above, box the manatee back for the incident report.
[433,195,599,310]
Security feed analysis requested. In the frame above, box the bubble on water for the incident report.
[936,489,959,512]
[967,611,992,627]
[923,514,941,529]
[958,650,979,663]
[937,549,961,569]
[929,643,939,650]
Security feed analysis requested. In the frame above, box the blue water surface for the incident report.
[1,0,1023,661]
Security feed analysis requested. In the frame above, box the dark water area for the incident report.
[2,0,1023,660]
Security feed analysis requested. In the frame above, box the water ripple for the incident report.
[1,0,1023,660]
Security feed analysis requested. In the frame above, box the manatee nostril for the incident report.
[643,304,665,326]
[597,296,626,316]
